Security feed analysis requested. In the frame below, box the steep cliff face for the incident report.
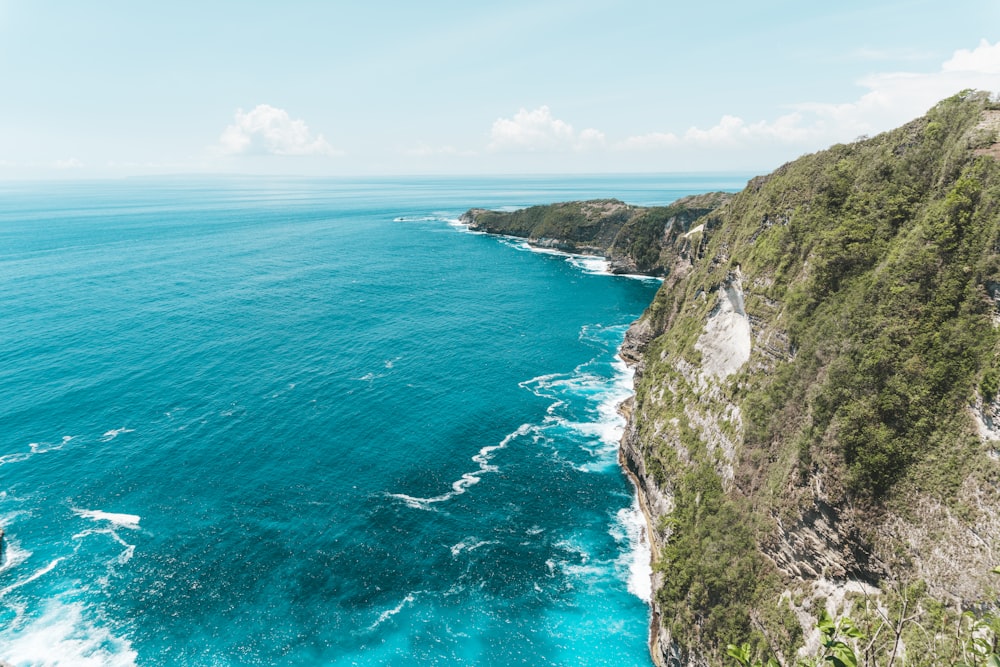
[460,192,733,276]
[624,91,1000,665]
[463,91,1000,665]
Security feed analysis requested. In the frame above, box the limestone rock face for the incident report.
[468,91,1000,665]
[460,192,734,278]
[619,91,1000,665]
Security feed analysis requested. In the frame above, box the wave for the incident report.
[70,509,141,574]
[0,599,137,666]
[0,536,32,574]
[0,557,64,598]
[100,427,134,443]
[391,323,635,508]
[0,451,32,468]
[0,435,75,469]
[453,222,666,283]
[547,538,609,589]
[449,538,497,558]
[446,218,485,235]
[494,237,619,278]
[30,436,74,454]
[389,423,534,510]
[368,592,417,631]
[517,344,634,472]
[72,509,141,530]
[612,497,653,603]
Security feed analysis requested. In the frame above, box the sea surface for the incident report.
[0,174,748,666]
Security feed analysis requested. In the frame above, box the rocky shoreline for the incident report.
[464,215,674,664]
[464,92,1000,666]
[618,321,677,667]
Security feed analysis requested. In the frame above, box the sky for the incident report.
[1,0,999,179]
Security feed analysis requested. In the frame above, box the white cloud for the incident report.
[216,104,341,157]
[477,41,998,171]
[488,106,605,152]
[683,112,826,146]
[620,39,1000,157]
[943,39,1000,74]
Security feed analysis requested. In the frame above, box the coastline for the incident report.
[617,397,665,667]
[473,221,668,665]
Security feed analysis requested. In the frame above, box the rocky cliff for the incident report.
[623,90,1000,666]
[460,192,733,276]
[471,90,1000,666]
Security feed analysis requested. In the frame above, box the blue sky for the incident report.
[2,0,999,178]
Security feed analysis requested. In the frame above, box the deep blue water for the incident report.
[0,174,748,666]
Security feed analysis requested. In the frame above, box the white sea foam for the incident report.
[29,436,74,455]
[614,496,653,603]
[566,254,613,275]
[447,218,487,235]
[496,238,621,277]
[0,557,64,598]
[1,435,76,469]
[0,599,138,666]
[548,538,609,590]
[100,428,134,442]
[0,451,32,468]
[449,539,497,558]
[368,593,416,631]
[519,321,653,603]
[389,423,534,510]
[72,509,141,530]
[71,510,140,570]
[0,537,32,574]
[517,345,635,473]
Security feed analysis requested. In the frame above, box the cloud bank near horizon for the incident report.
[488,106,605,152]
[487,39,1000,158]
[216,105,341,157]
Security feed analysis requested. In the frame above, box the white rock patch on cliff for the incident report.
[695,273,751,381]
[972,392,1000,442]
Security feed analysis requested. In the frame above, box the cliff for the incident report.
[471,90,1000,666]
[460,192,733,276]
[624,90,1000,666]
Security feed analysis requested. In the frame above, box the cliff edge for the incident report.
[460,192,733,276]
[625,90,1000,666]
[469,90,1000,666]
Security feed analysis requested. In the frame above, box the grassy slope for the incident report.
[463,192,733,275]
[632,91,1000,663]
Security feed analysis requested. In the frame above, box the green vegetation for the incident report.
[628,91,1000,662]
[658,461,770,656]
[462,192,733,275]
[728,576,1000,666]
[465,91,1000,664]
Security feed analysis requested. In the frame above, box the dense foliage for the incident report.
[633,90,1000,661]
[464,193,732,274]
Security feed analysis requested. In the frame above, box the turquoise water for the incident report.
[0,175,747,666]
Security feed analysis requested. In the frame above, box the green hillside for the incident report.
[465,90,1000,666]
[461,192,733,275]
[624,90,1000,665]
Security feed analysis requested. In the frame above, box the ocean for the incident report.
[0,174,747,666]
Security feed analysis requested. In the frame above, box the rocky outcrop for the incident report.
[460,192,734,277]
[471,91,1000,666]
[619,91,1000,665]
